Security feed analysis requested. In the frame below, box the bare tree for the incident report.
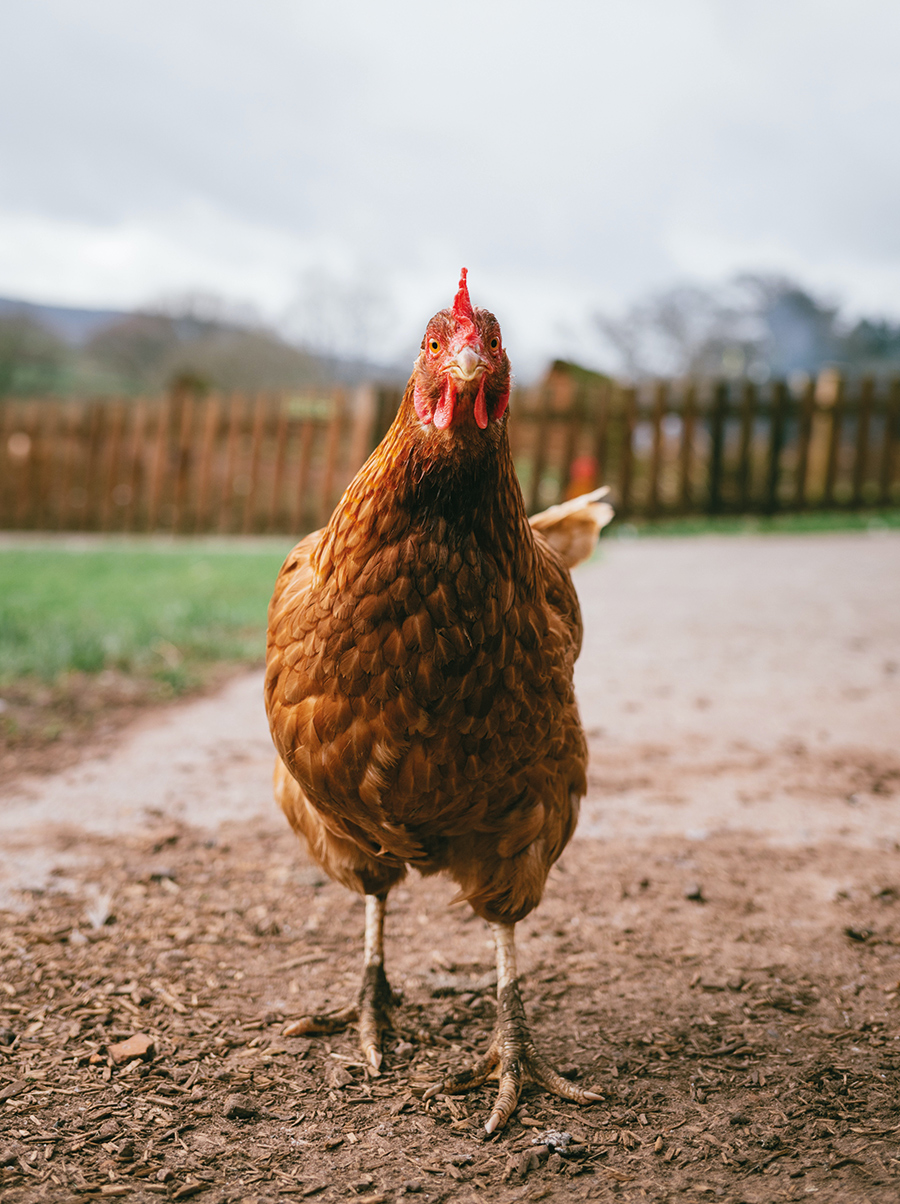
[594,281,763,379]
[285,266,397,367]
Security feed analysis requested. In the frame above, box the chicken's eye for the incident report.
[489,336,500,352]
[428,338,440,354]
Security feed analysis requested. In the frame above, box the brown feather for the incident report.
[266,341,608,924]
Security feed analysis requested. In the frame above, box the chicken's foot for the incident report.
[425,921,602,1133]
[283,894,394,1073]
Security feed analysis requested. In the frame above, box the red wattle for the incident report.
[473,378,488,429]
[492,387,510,421]
[413,381,433,424]
[433,379,456,429]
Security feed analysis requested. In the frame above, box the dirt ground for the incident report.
[2,532,900,1204]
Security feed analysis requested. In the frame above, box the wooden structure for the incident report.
[1,372,898,534]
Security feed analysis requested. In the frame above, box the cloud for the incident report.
[1,0,899,370]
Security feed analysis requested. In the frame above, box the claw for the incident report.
[422,1081,444,1100]
[284,1005,358,1037]
[364,1045,383,1074]
[441,977,602,1131]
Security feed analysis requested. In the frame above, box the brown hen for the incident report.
[265,270,611,1132]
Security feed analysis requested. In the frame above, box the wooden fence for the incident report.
[1,373,898,534]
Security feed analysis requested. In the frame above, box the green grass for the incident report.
[0,542,292,693]
[611,508,900,539]
[3,509,898,693]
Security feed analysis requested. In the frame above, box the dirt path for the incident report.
[2,531,900,1203]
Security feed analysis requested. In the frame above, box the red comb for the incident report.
[452,268,475,323]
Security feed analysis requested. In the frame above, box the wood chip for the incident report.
[108,1033,155,1064]
[172,1184,206,1201]
[0,1079,29,1102]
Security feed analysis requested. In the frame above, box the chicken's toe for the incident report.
[284,1004,358,1037]
[434,978,601,1132]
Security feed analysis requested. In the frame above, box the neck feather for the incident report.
[319,382,536,575]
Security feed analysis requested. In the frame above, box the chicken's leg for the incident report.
[427,922,601,1133]
[284,893,393,1073]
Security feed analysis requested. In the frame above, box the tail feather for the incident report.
[528,486,614,569]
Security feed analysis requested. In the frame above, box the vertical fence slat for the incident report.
[33,401,59,530]
[736,381,756,510]
[194,395,221,533]
[852,377,874,507]
[647,381,666,517]
[218,396,244,534]
[793,378,815,509]
[13,402,39,528]
[146,398,172,532]
[559,387,583,503]
[267,399,290,534]
[823,376,845,508]
[0,402,13,525]
[122,400,147,532]
[617,386,636,518]
[292,418,315,532]
[527,389,551,514]
[242,393,268,534]
[350,386,375,477]
[5,376,900,536]
[591,382,611,488]
[679,383,696,512]
[764,381,788,514]
[56,403,84,531]
[318,391,345,528]
[879,378,900,505]
[707,382,728,515]
[98,399,125,532]
[171,388,197,534]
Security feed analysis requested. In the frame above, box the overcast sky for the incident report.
[1,0,899,374]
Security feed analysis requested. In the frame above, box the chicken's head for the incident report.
[412,269,511,431]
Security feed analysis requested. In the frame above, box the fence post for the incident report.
[317,390,345,528]
[618,385,637,518]
[193,395,221,533]
[793,377,815,509]
[822,374,845,508]
[266,396,290,534]
[146,397,172,532]
[172,386,198,533]
[878,377,900,506]
[348,385,377,480]
[648,381,666,517]
[764,381,788,514]
[98,399,125,532]
[707,382,728,515]
[242,392,268,534]
[679,382,697,513]
[736,380,756,510]
[34,400,61,530]
[591,381,611,487]
[528,387,551,514]
[559,385,584,504]
[292,417,315,533]
[217,395,245,534]
[851,377,874,508]
[370,387,400,451]
[122,399,147,533]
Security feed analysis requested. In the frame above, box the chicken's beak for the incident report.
[448,345,488,383]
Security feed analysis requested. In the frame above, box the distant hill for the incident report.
[0,295,408,394]
[0,296,132,346]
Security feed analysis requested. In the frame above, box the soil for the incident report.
[0,664,247,794]
[2,531,900,1204]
